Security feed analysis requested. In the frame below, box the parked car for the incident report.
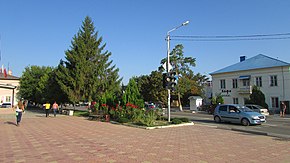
[213,104,266,126]
[0,103,12,108]
[244,104,269,116]
[145,103,155,110]
[145,102,166,115]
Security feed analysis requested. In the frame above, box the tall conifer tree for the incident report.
[55,16,121,105]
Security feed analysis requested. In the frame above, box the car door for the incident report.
[218,105,229,121]
[227,106,240,123]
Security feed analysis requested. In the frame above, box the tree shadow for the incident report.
[4,121,17,126]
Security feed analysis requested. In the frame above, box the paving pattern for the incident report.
[0,112,290,163]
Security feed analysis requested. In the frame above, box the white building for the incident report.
[210,54,290,114]
[0,70,19,107]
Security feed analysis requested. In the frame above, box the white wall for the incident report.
[0,79,19,106]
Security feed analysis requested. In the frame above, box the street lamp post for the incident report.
[166,20,189,122]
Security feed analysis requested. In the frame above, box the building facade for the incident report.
[0,70,20,107]
[210,54,290,114]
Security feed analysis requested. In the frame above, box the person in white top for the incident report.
[16,99,25,126]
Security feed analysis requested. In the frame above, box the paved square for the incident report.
[1,112,289,163]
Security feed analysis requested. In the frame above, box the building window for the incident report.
[270,75,277,86]
[232,79,238,88]
[271,97,279,108]
[255,76,262,87]
[220,79,226,89]
[242,79,250,86]
[233,98,239,104]
[6,96,11,102]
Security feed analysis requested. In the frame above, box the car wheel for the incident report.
[241,118,250,126]
[214,116,221,123]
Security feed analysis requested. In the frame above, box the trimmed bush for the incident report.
[179,117,189,122]
[118,117,130,123]
[171,118,182,124]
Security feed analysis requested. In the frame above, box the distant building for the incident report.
[210,54,290,114]
[0,70,20,107]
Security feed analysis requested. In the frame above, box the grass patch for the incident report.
[73,110,89,117]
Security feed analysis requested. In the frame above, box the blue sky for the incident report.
[1,0,290,84]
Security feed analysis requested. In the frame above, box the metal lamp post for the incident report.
[166,20,189,122]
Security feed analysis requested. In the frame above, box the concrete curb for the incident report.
[110,121,194,130]
[145,122,194,130]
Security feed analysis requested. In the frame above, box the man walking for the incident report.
[52,101,59,117]
[280,101,286,117]
[44,102,51,117]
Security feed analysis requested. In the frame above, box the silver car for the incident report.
[244,104,269,116]
[213,104,266,126]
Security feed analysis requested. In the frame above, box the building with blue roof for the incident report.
[210,54,290,114]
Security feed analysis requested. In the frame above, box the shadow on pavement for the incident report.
[4,121,17,126]
[272,137,290,142]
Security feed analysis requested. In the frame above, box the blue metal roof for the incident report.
[211,54,290,75]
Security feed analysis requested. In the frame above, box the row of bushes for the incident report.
[87,102,189,127]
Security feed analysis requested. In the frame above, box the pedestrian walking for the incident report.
[52,101,59,117]
[15,99,25,126]
[280,101,286,117]
[44,102,51,117]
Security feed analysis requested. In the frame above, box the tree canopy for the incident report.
[246,86,268,108]
[159,44,208,109]
[18,66,54,104]
[55,16,121,104]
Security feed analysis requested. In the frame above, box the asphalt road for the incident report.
[170,109,290,139]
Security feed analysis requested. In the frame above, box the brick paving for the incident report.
[0,111,290,163]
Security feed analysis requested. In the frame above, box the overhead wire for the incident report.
[171,32,290,41]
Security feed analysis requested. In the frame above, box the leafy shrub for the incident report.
[140,109,158,127]
[118,117,130,123]
[171,118,182,124]
[179,117,189,122]
[132,108,145,123]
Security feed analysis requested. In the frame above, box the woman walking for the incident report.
[16,99,25,126]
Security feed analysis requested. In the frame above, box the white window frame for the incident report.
[242,79,250,86]
[255,76,262,87]
[220,79,226,89]
[270,75,278,87]
[232,79,238,88]
[233,98,239,104]
[5,96,11,103]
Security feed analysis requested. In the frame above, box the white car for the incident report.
[0,103,12,108]
[245,104,269,116]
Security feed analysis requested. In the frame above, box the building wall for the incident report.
[0,79,19,106]
[212,66,290,111]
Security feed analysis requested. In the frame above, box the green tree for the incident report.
[160,44,197,111]
[179,72,208,106]
[55,16,121,106]
[246,86,268,108]
[136,71,167,105]
[46,69,69,104]
[122,78,144,107]
[211,93,224,105]
[18,65,53,104]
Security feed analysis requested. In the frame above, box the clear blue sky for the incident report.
[1,0,290,84]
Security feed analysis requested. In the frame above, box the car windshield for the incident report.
[238,106,253,112]
[254,105,263,109]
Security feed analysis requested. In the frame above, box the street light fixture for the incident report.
[166,20,189,122]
